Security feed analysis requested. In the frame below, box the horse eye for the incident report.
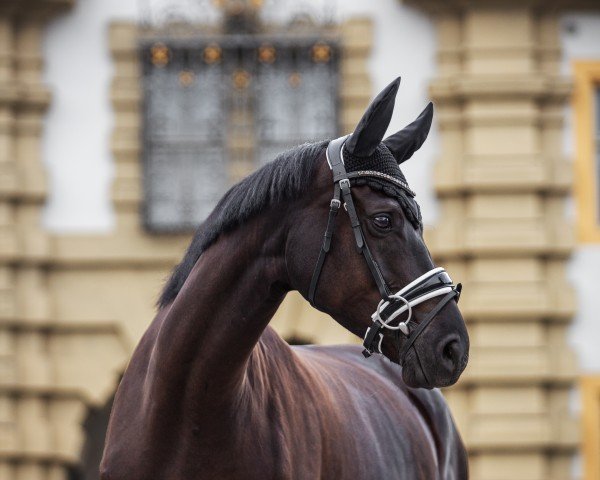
[373,215,392,230]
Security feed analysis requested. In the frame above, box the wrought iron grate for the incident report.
[141,35,339,232]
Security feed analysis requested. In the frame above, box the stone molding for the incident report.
[0,4,134,480]
[407,3,581,478]
[0,1,74,19]
[404,0,600,15]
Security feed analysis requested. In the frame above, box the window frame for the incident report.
[582,376,600,480]
[138,35,340,233]
[573,61,600,243]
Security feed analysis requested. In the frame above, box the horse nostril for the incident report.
[443,341,456,361]
[440,337,464,374]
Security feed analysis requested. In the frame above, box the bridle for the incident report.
[308,136,462,362]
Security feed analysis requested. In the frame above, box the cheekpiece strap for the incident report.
[308,136,350,306]
[308,183,341,305]
[310,135,391,307]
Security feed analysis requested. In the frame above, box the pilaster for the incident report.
[0,3,130,479]
[408,2,579,479]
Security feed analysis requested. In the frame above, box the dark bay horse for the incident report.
[101,78,470,479]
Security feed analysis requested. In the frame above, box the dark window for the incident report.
[255,41,338,165]
[141,36,339,232]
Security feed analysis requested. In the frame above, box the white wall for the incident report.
[561,12,600,372]
[41,0,438,232]
[42,0,136,232]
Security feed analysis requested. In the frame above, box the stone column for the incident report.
[0,4,62,479]
[0,3,129,480]
[0,4,63,479]
[404,2,589,479]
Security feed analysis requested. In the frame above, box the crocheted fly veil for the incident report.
[340,77,434,228]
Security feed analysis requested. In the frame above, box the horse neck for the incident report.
[148,208,290,408]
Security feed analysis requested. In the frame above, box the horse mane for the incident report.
[158,141,329,308]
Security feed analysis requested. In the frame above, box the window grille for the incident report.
[141,36,339,232]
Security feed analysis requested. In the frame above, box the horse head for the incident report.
[286,78,469,389]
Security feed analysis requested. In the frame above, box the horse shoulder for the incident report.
[290,345,423,478]
[294,344,468,479]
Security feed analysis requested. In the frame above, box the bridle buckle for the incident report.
[362,320,384,358]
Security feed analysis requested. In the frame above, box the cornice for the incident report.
[403,0,600,15]
[430,75,571,103]
[0,83,51,110]
[0,0,75,19]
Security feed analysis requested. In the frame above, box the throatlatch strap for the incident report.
[308,184,341,306]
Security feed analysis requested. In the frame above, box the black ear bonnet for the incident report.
[338,77,433,229]
[343,143,411,194]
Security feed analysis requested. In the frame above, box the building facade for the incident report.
[1,0,600,479]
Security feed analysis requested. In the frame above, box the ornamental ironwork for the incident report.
[140,3,339,232]
[138,0,337,32]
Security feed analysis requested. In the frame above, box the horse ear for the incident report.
[345,77,400,157]
[383,102,433,164]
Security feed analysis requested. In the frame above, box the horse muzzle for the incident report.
[362,267,462,361]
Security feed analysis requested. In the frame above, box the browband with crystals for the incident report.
[347,171,415,197]
[325,134,415,197]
